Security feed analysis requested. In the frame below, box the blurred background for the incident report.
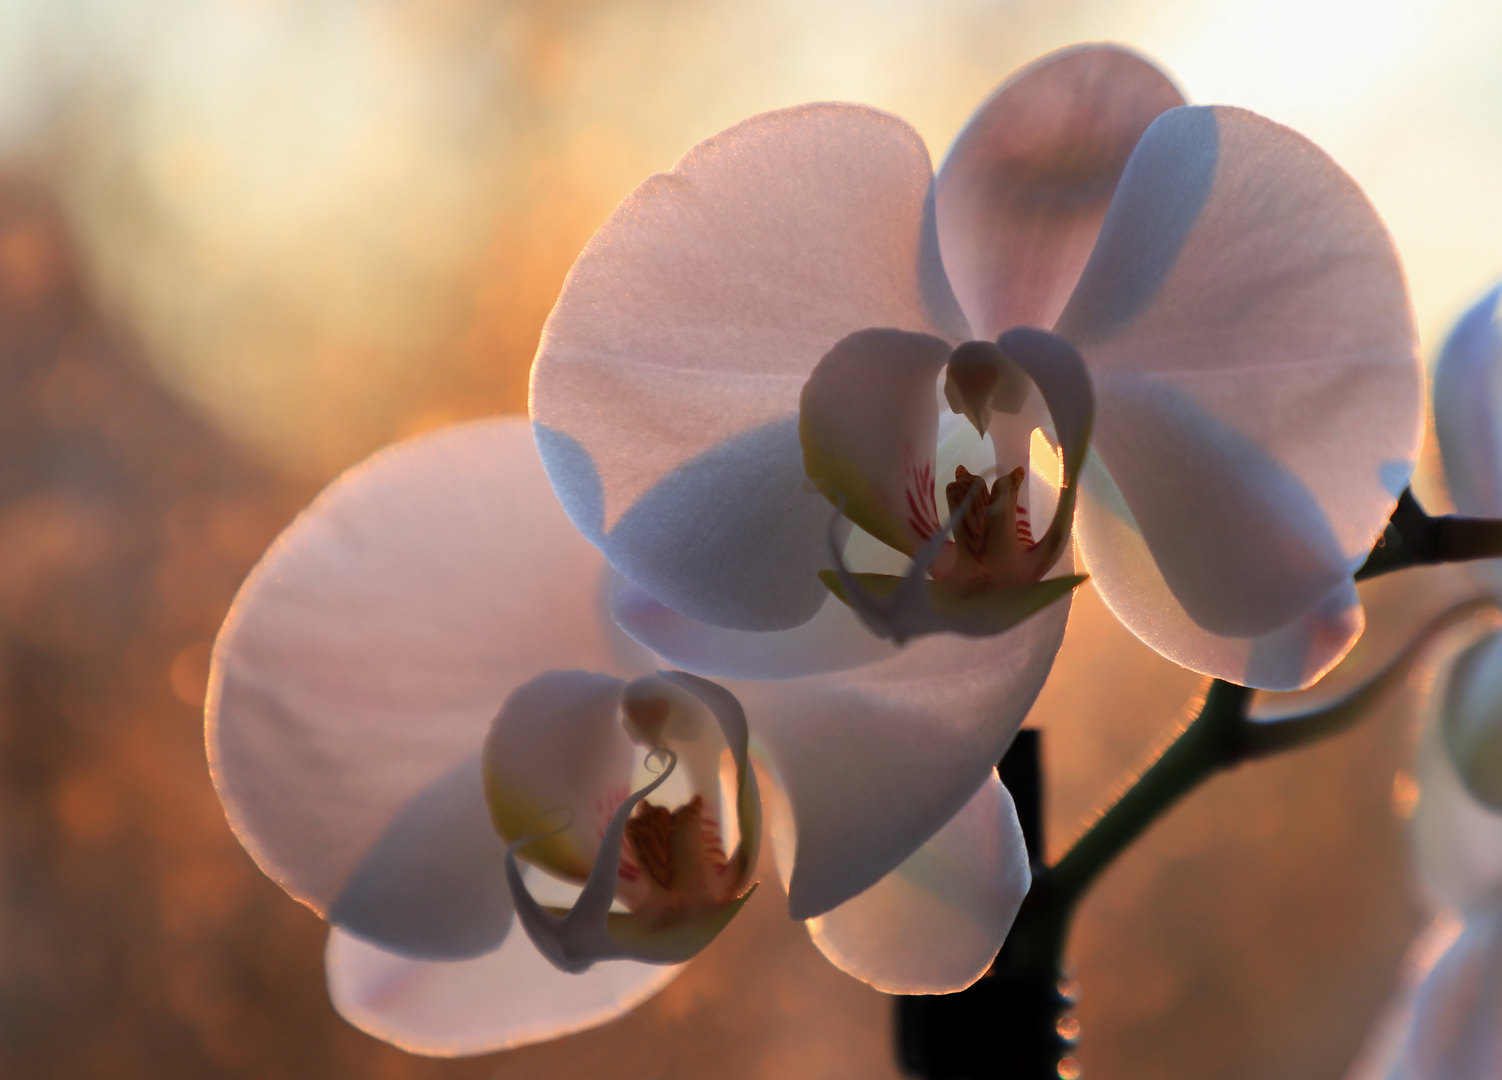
[0,0,1497,1076]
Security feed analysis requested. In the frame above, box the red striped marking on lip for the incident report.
[1016,504,1033,545]
[905,459,940,539]
[701,815,727,870]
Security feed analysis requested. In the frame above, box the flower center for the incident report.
[622,794,727,891]
[933,463,1036,588]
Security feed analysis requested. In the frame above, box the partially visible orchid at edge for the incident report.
[206,43,1425,1059]
[1348,285,1502,1080]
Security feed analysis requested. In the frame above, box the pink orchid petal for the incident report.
[936,43,1184,338]
[1057,105,1419,666]
[483,670,637,882]
[806,771,1029,994]
[208,419,638,959]
[996,326,1094,575]
[800,328,954,556]
[1435,284,1502,519]
[608,571,900,680]
[531,103,968,633]
[1345,913,1466,1080]
[326,926,680,1058]
[1076,453,1363,690]
[733,577,1069,919]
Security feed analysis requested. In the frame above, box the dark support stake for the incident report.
[897,730,1074,1080]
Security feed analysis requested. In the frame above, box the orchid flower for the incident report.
[1345,637,1502,1080]
[1432,283,1502,809]
[530,43,1421,692]
[1343,285,1502,1080]
[1435,284,1502,577]
[207,418,1032,1056]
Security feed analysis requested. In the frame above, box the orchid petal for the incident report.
[819,492,973,644]
[1346,905,1502,1080]
[326,754,514,961]
[1434,284,1502,519]
[326,925,681,1058]
[1415,704,1502,912]
[1075,452,1363,690]
[936,43,1184,338]
[531,103,969,633]
[208,419,635,959]
[806,771,1029,994]
[482,670,637,882]
[608,571,900,680]
[800,328,954,556]
[733,600,1068,919]
[1056,105,1418,677]
[996,327,1093,575]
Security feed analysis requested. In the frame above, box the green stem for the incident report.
[992,595,1496,1042]
[999,681,1251,982]
[899,491,1502,1078]
[1357,488,1502,580]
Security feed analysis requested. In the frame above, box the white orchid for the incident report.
[530,43,1421,693]
[1346,284,1502,1080]
[210,41,1426,1058]
[1435,285,1502,574]
[208,419,1032,1055]
[1345,635,1502,1080]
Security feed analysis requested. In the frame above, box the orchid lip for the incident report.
[801,325,1094,643]
[486,669,761,972]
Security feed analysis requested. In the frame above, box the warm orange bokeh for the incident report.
[1,0,1498,1074]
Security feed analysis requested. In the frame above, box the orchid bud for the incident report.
[1443,630,1502,810]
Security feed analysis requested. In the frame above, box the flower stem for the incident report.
[895,489,1502,1079]
[1356,488,1502,580]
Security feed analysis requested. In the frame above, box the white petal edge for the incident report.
[1344,911,1466,1080]
[1435,283,1502,519]
[806,770,1030,994]
[1059,105,1419,653]
[1076,451,1363,690]
[208,418,637,957]
[326,925,682,1058]
[608,572,901,680]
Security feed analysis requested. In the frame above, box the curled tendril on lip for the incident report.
[504,749,681,974]
[823,485,983,645]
